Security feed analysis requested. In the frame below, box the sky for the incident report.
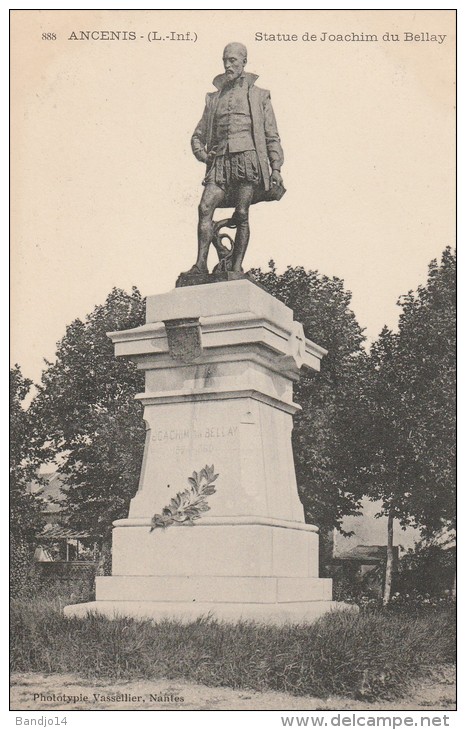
[11,9,456,385]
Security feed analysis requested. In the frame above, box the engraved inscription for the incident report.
[151,423,239,457]
[152,424,238,443]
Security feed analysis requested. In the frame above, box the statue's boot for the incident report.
[181,236,211,276]
[183,264,208,275]
[230,218,249,272]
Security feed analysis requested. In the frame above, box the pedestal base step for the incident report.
[95,575,333,603]
[64,599,356,625]
[64,574,356,624]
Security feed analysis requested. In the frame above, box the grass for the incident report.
[10,599,455,701]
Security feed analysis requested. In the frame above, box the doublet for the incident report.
[213,76,255,155]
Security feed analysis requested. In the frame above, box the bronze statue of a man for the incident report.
[188,42,285,275]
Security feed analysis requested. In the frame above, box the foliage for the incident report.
[10,365,46,539]
[331,562,385,605]
[395,247,456,533]
[363,248,456,536]
[331,557,456,613]
[10,602,455,700]
[30,288,146,546]
[11,571,95,606]
[394,538,456,598]
[151,465,218,530]
[10,365,48,595]
[250,262,368,532]
[10,540,34,601]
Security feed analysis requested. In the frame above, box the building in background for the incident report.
[29,470,95,575]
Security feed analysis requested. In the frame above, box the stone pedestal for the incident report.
[65,280,348,623]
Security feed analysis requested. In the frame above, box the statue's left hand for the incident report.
[271,170,283,187]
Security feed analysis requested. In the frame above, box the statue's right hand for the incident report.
[205,147,217,166]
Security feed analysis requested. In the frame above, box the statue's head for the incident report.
[222,43,247,82]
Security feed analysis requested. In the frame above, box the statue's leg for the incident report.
[231,184,255,272]
[194,184,225,273]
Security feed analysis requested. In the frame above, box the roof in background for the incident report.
[28,470,66,513]
[38,524,90,539]
[334,545,388,564]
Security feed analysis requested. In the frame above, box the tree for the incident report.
[396,247,456,534]
[31,287,146,570]
[251,262,369,537]
[364,327,416,603]
[10,365,47,594]
[363,248,456,602]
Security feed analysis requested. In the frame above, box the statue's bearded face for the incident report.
[223,45,246,82]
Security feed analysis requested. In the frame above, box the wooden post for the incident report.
[383,511,394,605]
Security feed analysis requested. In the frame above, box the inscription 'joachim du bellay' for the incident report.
[254,31,447,44]
[151,425,239,443]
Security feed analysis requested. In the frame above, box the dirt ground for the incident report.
[10,666,456,711]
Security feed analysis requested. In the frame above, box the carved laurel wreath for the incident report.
[150,464,218,531]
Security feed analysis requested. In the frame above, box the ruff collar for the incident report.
[212,72,259,91]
